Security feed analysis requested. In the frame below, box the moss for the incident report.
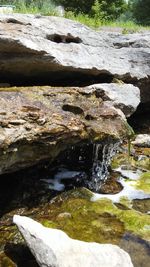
[111,153,128,169]
[119,196,132,208]
[94,199,150,241]
[37,189,150,242]
[38,192,124,244]
[0,225,23,250]
[0,187,150,267]
[117,210,150,240]
[0,253,16,267]
[111,145,150,171]
[135,172,150,193]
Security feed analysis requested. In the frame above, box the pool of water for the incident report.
[0,144,150,267]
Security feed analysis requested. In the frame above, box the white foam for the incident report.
[114,166,142,180]
[41,169,83,191]
[91,177,150,203]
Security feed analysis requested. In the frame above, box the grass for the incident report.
[65,11,150,33]
[2,0,149,32]
[14,1,59,16]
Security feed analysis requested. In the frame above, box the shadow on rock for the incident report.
[4,243,39,267]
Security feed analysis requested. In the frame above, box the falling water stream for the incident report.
[0,140,150,267]
[89,142,119,192]
[40,141,120,193]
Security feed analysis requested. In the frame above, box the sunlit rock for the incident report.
[87,83,140,117]
[0,14,149,106]
[0,86,131,175]
[132,134,150,147]
[13,215,133,267]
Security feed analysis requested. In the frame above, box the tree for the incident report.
[92,0,127,20]
[132,0,150,25]
[54,0,94,14]
[55,0,127,20]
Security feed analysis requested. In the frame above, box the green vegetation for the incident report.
[0,0,149,30]
[39,189,150,241]
[132,0,150,25]
[135,172,150,193]
[55,0,127,20]
[111,146,150,171]
[0,0,58,15]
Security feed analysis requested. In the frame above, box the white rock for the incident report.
[132,134,150,147]
[88,83,140,117]
[0,14,149,105]
[13,215,133,267]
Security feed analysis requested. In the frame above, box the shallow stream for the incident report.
[0,142,150,267]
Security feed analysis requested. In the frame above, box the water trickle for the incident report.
[89,142,119,192]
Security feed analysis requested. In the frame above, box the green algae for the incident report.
[117,209,150,240]
[111,146,150,171]
[37,189,150,242]
[0,187,150,267]
[93,198,150,241]
[0,225,23,251]
[41,196,125,244]
[135,172,150,193]
[0,252,16,267]
[119,196,132,209]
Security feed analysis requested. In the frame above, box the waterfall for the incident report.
[88,142,119,192]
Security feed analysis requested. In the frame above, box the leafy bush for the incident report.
[55,0,127,21]
[55,0,94,14]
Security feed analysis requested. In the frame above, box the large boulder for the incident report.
[0,86,131,175]
[13,215,133,267]
[87,83,140,117]
[0,14,149,105]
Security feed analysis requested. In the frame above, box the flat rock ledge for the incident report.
[13,215,133,267]
[0,85,133,175]
[0,13,149,106]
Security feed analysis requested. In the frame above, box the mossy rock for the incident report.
[1,187,150,267]
[135,172,150,194]
[111,145,150,171]
[37,188,150,242]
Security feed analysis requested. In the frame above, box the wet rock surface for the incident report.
[0,86,130,175]
[0,139,150,264]
[0,184,150,267]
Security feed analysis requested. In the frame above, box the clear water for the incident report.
[40,142,120,193]
[89,142,119,192]
[0,142,150,267]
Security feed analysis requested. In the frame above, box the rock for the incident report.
[13,215,133,267]
[0,86,131,175]
[0,82,10,87]
[0,14,149,106]
[132,134,150,147]
[87,83,140,117]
